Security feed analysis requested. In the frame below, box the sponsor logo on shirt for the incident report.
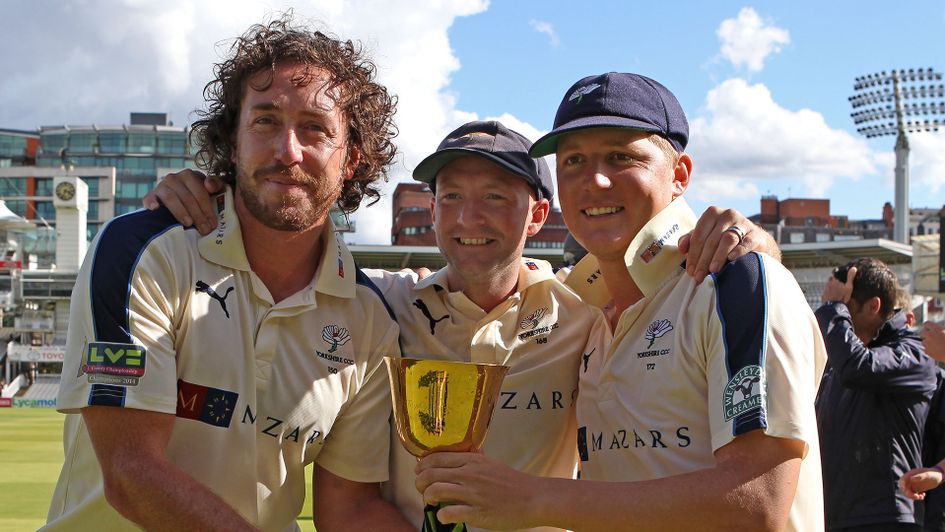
[195,280,235,319]
[336,238,345,278]
[413,298,449,335]
[499,388,575,410]
[578,424,693,462]
[242,405,325,446]
[214,194,227,245]
[83,342,147,386]
[723,365,765,421]
[582,348,595,373]
[525,261,540,271]
[639,223,680,264]
[176,379,239,428]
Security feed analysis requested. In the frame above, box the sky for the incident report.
[2,0,944,245]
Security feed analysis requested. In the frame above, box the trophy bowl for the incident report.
[385,356,510,458]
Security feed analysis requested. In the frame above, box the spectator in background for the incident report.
[922,321,945,362]
[817,257,938,531]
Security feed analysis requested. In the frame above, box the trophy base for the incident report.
[423,503,467,532]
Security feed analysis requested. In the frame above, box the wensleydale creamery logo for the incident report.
[723,366,765,421]
[321,325,351,353]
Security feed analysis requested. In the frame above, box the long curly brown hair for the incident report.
[191,15,398,213]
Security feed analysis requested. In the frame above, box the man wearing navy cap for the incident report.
[145,116,777,531]
[416,74,827,531]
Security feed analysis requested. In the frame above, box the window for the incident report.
[157,132,187,155]
[80,177,99,197]
[34,179,53,196]
[5,200,26,216]
[0,135,27,158]
[69,133,97,154]
[35,201,56,221]
[87,201,99,219]
[0,178,26,196]
[40,133,68,154]
[115,202,139,215]
[127,133,156,154]
[98,132,126,153]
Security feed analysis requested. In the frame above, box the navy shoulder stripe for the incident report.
[711,251,769,436]
[89,207,184,343]
[355,267,397,322]
[355,267,406,357]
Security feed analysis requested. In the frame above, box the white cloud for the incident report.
[0,0,493,244]
[687,78,878,202]
[716,7,790,72]
[908,130,945,196]
[529,19,560,47]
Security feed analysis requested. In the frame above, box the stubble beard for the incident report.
[239,164,343,231]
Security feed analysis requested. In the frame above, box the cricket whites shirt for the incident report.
[567,198,827,532]
[369,259,609,532]
[45,188,399,531]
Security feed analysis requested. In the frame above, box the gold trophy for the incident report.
[385,357,510,532]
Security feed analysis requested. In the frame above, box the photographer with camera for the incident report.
[816,257,938,531]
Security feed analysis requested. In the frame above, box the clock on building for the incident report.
[55,181,76,202]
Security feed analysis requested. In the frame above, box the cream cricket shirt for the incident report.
[46,189,399,532]
[567,198,827,532]
[369,260,609,532]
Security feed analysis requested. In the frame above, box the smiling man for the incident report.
[44,18,411,532]
[144,116,777,531]
[416,72,827,532]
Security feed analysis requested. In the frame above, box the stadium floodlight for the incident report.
[849,67,945,243]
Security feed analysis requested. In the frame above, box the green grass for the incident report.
[0,408,316,531]
[0,408,64,532]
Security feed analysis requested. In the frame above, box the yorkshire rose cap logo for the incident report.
[568,83,601,103]
[322,325,351,353]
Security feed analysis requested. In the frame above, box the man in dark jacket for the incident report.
[816,257,938,531]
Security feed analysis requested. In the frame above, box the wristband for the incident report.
[933,464,945,476]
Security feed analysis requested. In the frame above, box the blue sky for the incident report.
[2,1,944,244]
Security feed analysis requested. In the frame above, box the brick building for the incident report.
[390,182,568,249]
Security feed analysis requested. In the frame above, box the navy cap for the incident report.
[529,72,689,157]
[413,120,554,201]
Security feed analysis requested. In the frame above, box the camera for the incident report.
[833,265,851,283]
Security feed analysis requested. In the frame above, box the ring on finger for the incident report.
[724,224,747,243]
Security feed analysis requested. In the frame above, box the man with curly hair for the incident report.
[44,17,412,531]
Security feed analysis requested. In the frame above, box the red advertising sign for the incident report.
[0,398,12,408]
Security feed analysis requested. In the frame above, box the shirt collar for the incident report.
[565,197,697,306]
[198,187,356,299]
[414,257,557,294]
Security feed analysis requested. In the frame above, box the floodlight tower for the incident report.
[849,67,945,243]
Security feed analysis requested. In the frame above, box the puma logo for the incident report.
[582,348,595,373]
[195,281,235,319]
[413,299,449,335]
